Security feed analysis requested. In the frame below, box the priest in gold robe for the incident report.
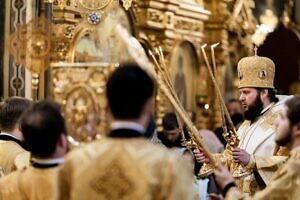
[0,97,32,177]
[0,101,68,199]
[59,64,197,200]
[195,55,290,195]
[214,95,300,199]
[230,55,290,194]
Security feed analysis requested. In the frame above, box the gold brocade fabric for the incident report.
[0,166,60,200]
[237,56,275,89]
[274,146,290,156]
[224,96,292,195]
[59,138,197,200]
[225,147,300,200]
[0,141,30,177]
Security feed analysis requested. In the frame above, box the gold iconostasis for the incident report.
[49,0,211,142]
[3,0,274,143]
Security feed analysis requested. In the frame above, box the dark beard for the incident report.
[276,131,292,146]
[244,94,264,122]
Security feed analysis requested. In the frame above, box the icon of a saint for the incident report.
[174,56,187,108]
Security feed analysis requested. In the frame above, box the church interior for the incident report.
[0,0,299,143]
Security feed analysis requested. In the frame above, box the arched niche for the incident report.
[169,41,199,111]
[68,3,134,63]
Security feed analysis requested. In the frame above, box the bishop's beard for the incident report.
[244,94,264,122]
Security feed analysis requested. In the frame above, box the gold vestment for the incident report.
[225,146,300,199]
[59,138,197,200]
[221,96,291,194]
[0,166,60,200]
[0,141,30,177]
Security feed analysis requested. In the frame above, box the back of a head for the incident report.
[106,63,155,119]
[226,99,242,111]
[0,97,32,132]
[226,98,244,120]
[162,112,179,131]
[199,129,224,153]
[20,100,67,157]
[285,96,300,126]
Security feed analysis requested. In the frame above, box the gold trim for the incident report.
[78,0,113,11]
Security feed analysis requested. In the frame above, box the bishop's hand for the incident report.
[232,148,250,165]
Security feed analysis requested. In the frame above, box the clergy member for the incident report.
[59,64,197,199]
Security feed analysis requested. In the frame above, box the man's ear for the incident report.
[58,133,67,148]
[260,89,268,99]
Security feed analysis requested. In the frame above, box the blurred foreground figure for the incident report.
[0,97,32,177]
[59,64,196,200]
[0,100,68,199]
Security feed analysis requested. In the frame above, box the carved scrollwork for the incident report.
[51,63,116,143]
[120,0,133,10]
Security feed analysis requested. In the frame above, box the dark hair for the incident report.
[106,63,155,119]
[285,96,300,126]
[0,97,32,132]
[162,112,178,131]
[20,100,67,157]
[267,88,279,103]
[256,88,279,103]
